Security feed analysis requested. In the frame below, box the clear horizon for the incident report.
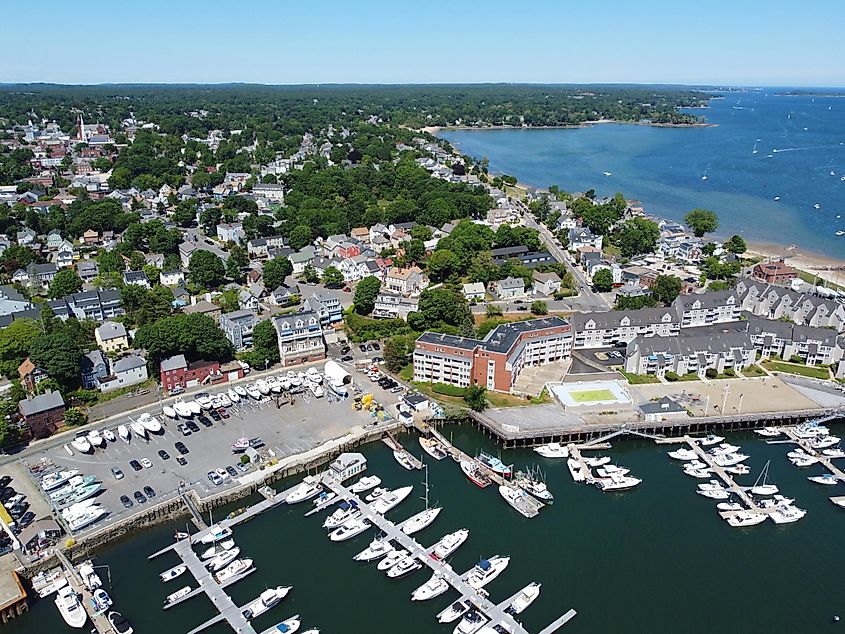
[3,0,842,87]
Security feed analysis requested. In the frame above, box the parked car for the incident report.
[143,485,156,498]
[0,476,11,488]
[208,410,221,422]
[207,471,223,486]
[158,450,170,461]
[186,421,200,433]
[341,355,353,362]
[371,342,380,350]
[359,343,367,352]
[177,423,191,436]
[175,442,189,455]
[111,467,124,480]
[133,491,147,504]
[176,456,188,466]
[120,495,133,509]
[140,458,153,469]
[129,460,142,472]
[218,408,230,419]
[225,465,238,477]
[216,468,230,482]
[198,415,212,427]
[18,511,34,528]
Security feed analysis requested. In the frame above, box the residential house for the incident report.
[159,270,185,287]
[183,300,222,323]
[18,358,48,394]
[247,235,287,258]
[289,246,316,275]
[219,310,258,350]
[82,229,100,246]
[95,321,129,352]
[270,283,300,306]
[338,255,369,282]
[587,260,622,284]
[160,354,221,392]
[462,282,486,301]
[746,316,842,367]
[569,227,603,251]
[98,354,148,392]
[491,246,555,269]
[76,259,99,282]
[45,230,64,251]
[303,293,342,325]
[373,293,419,320]
[384,266,428,296]
[18,390,65,439]
[532,271,562,296]
[26,263,57,289]
[216,222,245,244]
[640,396,688,422]
[81,349,109,389]
[55,240,75,268]
[122,270,150,288]
[673,290,741,328]
[17,227,36,245]
[144,253,165,269]
[47,288,123,322]
[0,285,32,316]
[350,227,369,243]
[753,260,797,285]
[272,311,327,367]
[489,277,526,300]
[252,182,285,202]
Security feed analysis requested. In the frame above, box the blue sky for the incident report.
[2,0,842,86]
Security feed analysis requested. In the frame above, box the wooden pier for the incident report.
[383,433,423,469]
[320,475,576,633]
[54,550,110,634]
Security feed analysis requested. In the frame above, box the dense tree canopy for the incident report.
[134,313,234,372]
[48,269,83,299]
[353,276,381,315]
[188,250,225,288]
[685,209,719,237]
[262,257,293,290]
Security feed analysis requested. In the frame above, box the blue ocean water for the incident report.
[440,91,845,258]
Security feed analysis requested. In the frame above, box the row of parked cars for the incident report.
[0,474,35,541]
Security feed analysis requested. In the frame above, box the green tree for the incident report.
[724,235,747,255]
[592,268,614,292]
[530,300,549,315]
[288,225,313,251]
[262,257,293,290]
[246,318,280,367]
[97,250,125,273]
[426,249,461,282]
[616,217,659,257]
[405,238,425,263]
[300,264,320,284]
[650,274,683,305]
[226,243,249,281]
[464,384,488,412]
[383,335,410,373]
[0,319,41,378]
[485,303,503,318]
[29,332,83,391]
[407,288,473,336]
[354,276,381,315]
[133,313,234,373]
[684,209,719,237]
[188,250,225,288]
[64,407,88,427]
[48,269,83,299]
[321,266,345,289]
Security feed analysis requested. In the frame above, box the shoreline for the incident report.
[420,119,715,135]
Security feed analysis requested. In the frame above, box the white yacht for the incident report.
[769,504,807,524]
[696,487,730,500]
[372,486,414,514]
[107,611,134,634]
[255,379,271,395]
[234,385,247,397]
[749,461,779,496]
[271,615,300,634]
[454,609,488,634]
[246,385,262,400]
[696,434,724,446]
[596,474,642,491]
[438,599,473,624]
[214,558,253,583]
[596,465,630,478]
[350,475,381,493]
[810,435,841,450]
[200,525,233,544]
[823,447,845,459]
[353,538,392,562]
[129,420,147,439]
[187,400,202,415]
[412,572,449,601]
[173,401,192,418]
[206,547,241,572]
[431,528,469,561]
[534,443,568,459]
[393,450,417,470]
[376,549,407,571]
[793,422,830,439]
[162,406,177,419]
[138,413,162,433]
[92,588,112,615]
[195,394,212,410]
[723,464,751,476]
[241,586,291,620]
[118,424,131,442]
[708,443,741,455]
[227,388,241,402]
[401,507,442,535]
[790,455,819,467]
[219,393,233,407]
[726,511,768,527]
[754,427,781,437]
[54,585,87,628]
[717,502,743,511]
[159,565,187,582]
[566,458,586,483]
[87,429,106,448]
[306,367,322,384]
[286,478,323,504]
[712,452,749,467]
[505,582,541,615]
[668,448,698,461]
[67,506,107,531]
[266,376,281,393]
[278,377,292,391]
[79,561,102,591]
[164,586,192,606]
[41,469,80,491]
[584,456,611,467]
[328,517,371,542]
[323,501,361,530]
[202,539,236,559]
[419,436,449,460]
[808,473,839,485]
[364,487,388,502]
[309,382,324,398]
[71,434,93,454]
[464,556,509,590]
[386,556,422,578]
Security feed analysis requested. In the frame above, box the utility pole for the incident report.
[738,392,744,415]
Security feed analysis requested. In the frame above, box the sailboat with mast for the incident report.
[749,460,779,496]
[401,465,441,536]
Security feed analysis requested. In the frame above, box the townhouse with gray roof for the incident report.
[219,309,258,350]
[736,278,845,330]
[672,290,742,328]
[272,310,326,367]
[571,307,681,349]
[624,331,756,378]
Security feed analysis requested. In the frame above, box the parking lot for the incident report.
[17,358,403,538]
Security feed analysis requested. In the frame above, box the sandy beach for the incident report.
[745,240,845,288]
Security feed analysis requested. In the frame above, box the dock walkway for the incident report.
[55,550,110,634]
[781,428,845,503]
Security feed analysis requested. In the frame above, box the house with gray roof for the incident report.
[76,259,99,282]
[624,331,755,378]
[489,276,526,300]
[640,396,688,421]
[673,290,741,327]
[220,310,258,350]
[272,310,326,367]
[746,315,842,368]
[81,350,109,388]
[18,390,65,438]
[571,307,680,349]
[98,354,148,392]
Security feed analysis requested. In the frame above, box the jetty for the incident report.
[383,433,423,469]
[320,474,576,633]
[779,426,845,504]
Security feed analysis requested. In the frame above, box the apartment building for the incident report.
[272,310,326,367]
[570,308,680,349]
[624,331,756,378]
[672,290,742,327]
[219,310,258,351]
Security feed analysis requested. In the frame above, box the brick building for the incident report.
[18,390,66,438]
[160,354,221,392]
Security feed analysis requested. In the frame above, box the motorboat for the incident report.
[419,436,448,460]
[67,506,108,531]
[246,384,262,400]
[401,507,442,535]
[91,588,112,615]
[234,384,248,398]
[215,558,253,583]
[476,451,511,477]
[567,458,587,483]
[164,586,192,606]
[808,473,839,485]
[809,435,841,450]
[499,483,537,516]
[790,455,818,467]
[187,400,202,415]
[460,458,492,488]
[831,498,845,509]
[200,525,233,544]
[62,500,99,521]
[412,572,449,601]
[755,495,794,509]
[595,475,642,491]
[726,511,768,527]
[307,367,322,384]
[71,434,93,454]
[241,586,291,620]
[231,437,250,453]
[769,504,807,524]
[698,481,726,492]
[256,379,271,395]
[534,442,568,459]
[79,562,102,591]
[201,539,235,560]
[309,382,324,398]
[668,448,698,461]
[41,469,81,491]
[717,502,743,511]
[100,427,116,443]
[138,413,162,433]
[709,443,741,455]
[823,447,845,459]
[364,487,388,502]
[464,556,509,590]
[372,486,413,514]
[754,427,781,437]
[505,582,541,615]
[793,422,830,439]
[377,549,407,571]
[279,377,292,391]
[312,491,336,507]
[129,420,147,439]
[787,449,814,459]
[159,565,187,582]
[723,464,751,476]
[696,434,725,446]
[107,611,134,634]
[454,609,488,634]
[712,452,749,467]
[749,461,778,496]
[32,570,67,599]
[287,371,302,387]
[596,465,630,478]
[206,546,241,572]
[431,528,469,561]
[54,585,87,628]
[584,456,612,468]
[386,556,422,579]
[266,376,282,393]
[286,478,323,504]
[87,429,106,448]
[393,450,418,470]
[438,598,474,624]
[195,394,212,410]
[173,401,192,418]
[323,501,360,530]
[697,488,730,500]
[162,406,177,419]
[227,388,240,402]
[350,475,381,494]
[272,615,301,634]
[513,469,554,503]
[56,483,102,509]
[118,424,130,442]
[353,538,392,562]
[329,517,371,542]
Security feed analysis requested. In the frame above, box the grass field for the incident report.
[569,388,617,403]
[761,360,831,380]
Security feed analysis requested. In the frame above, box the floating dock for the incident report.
[54,550,110,634]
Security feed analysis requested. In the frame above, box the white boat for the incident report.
[808,473,839,485]
[499,483,538,517]
[712,452,749,467]
[78,561,102,591]
[114,423,131,444]
[754,427,781,437]
[717,502,743,511]
[306,367,322,384]
[438,598,473,624]
[286,478,322,504]
[92,588,112,614]
[364,487,388,502]
[215,558,253,583]
[787,449,814,459]
[309,382,324,398]
[54,585,87,628]
[419,436,448,460]
[668,448,699,461]
[173,401,192,418]
[567,458,586,483]
[595,475,642,491]
[101,428,116,443]
[372,485,413,514]
[514,468,554,503]
[393,450,417,470]
[698,481,726,492]
[206,547,241,572]
[201,539,235,560]
[401,507,442,535]
[87,429,106,448]
[790,455,818,467]
[241,586,291,620]
[195,395,212,410]
[272,615,300,634]
[696,434,724,446]
[107,611,134,634]
[323,501,361,530]
[62,500,99,520]
[697,488,730,500]
[164,586,192,606]
[723,464,751,475]
[227,388,240,402]
[350,475,381,493]
[769,504,807,524]
[159,565,187,582]
[129,420,147,439]
[138,413,162,433]
[596,465,630,478]
[810,435,841,450]
[353,538,392,562]
[534,443,568,459]
[313,491,336,507]
[200,525,233,545]
[71,434,92,454]
[412,572,449,601]
[709,443,741,455]
[431,528,469,561]
[464,556,509,590]
[823,448,845,459]
[266,376,282,393]
[386,556,422,579]
[793,422,830,439]
[726,511,767,527]
[234,385,247,397]
[41,469,80,491]
[162,406,177,419]
[246,384,261,400]
[187,400,202,415]
[505,582,541,615]
[256,379,271,395]
[377,549,407,571]
[584,456,611,467]
[33,570,67,598]
[750,461,779,496]
[329,517,371,542]
[68,506,108,531]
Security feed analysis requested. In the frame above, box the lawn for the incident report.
[619,370,660,385]
[569,388,617,403]
[762,360,831,380]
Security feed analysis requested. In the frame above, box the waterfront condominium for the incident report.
[413,317,573,393]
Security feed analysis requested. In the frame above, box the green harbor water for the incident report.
[10,424,845,633]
